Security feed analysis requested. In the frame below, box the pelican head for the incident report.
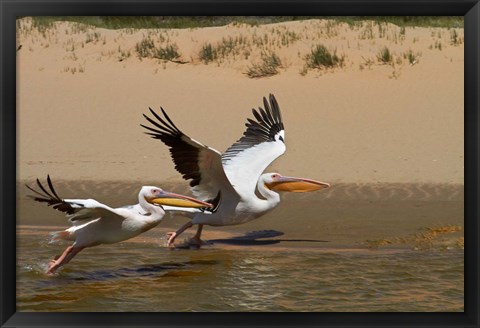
[141,186,213,208]
[262,173,330,193]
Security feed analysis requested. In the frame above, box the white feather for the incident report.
[223,133,286,198]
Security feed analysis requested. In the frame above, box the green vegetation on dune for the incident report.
[306,44,345,69]
[245,51,283,78]
[16,15,463,79]
[24,16,464,30]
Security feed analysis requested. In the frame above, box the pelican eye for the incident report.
[279,135,284,143]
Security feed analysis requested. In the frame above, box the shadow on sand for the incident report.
[209,230,330,246]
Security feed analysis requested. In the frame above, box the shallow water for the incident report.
[16,182,464,312]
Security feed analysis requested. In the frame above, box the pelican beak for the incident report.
[267,176,330,193]
[148,192,213,208]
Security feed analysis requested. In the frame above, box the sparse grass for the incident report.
[377,46,393,64]
[216,36,246,59]
[135,36,155,59]
[377,22,386,38]
[245,52,282,78]
[199,43,217,64]
[403,49,420,65]
[31,18,54,36]
[324,20,340,38]
[198,36,248,64]
[359,22,374,40]
[63,66,78,74]
[85,31,102,44]
[153,44,181,62]
[135,36,183,63]
[118,47,131,62]
[450,29,462,45]
[280,30,300,46]
[18,16,463,81]
[360,56,375,70]
[450,29,458,45]
[305,44,344,69]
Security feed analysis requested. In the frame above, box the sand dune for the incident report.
[16,18,464,184]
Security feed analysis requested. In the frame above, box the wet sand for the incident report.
[18,180,464,250]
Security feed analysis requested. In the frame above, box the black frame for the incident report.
[1,1,479,327]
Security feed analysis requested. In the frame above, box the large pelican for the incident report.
[141,94,330,247]
[26,175,212,274]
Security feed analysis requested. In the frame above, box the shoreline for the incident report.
[17,224,464,253]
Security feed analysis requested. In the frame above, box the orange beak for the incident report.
[148,192,213,208]
[267,176,330,193]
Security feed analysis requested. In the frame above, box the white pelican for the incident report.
[26,175,213,274]
[141,94,330,247]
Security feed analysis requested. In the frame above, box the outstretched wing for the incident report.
[141,108,239,202]
[26,175,123,224]
[221,94,286,197]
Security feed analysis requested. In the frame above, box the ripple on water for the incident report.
[16,228,464,312]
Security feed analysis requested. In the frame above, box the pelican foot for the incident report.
[46,255,61,275]
[166,232,177,247]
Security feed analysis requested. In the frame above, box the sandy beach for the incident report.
[16,18,464,184]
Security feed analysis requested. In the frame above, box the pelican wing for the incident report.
[26,176,123,224]
[141,108,239,202]
[221,94,286,197]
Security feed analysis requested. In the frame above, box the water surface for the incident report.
[17,181,464,312]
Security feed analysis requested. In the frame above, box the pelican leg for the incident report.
[167,221,193,247]
[189,224,208,246]
[47,245,85,274]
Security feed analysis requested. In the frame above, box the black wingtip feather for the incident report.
[141,106,203,188]
[252,108,263,122]
[223,94,284,162]
[47,175,62,200]
[160,107,180,132]
[27,176,76,215]
[36,178,55,200]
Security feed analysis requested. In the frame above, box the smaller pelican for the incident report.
[26,175,212,274]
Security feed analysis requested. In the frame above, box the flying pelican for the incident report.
[26,175,213,274]
[141,94,330,247]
